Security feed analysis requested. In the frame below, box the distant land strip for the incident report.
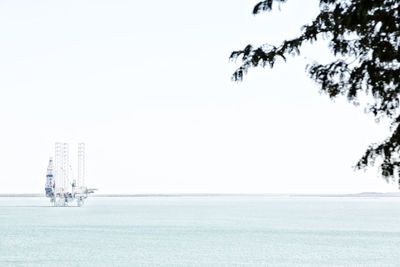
[1,193,400,197]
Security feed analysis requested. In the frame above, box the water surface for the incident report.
[1,196,400,266]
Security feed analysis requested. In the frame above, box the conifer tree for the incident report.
[231,0,400,183]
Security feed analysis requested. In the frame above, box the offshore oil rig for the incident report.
[45,143,96,206]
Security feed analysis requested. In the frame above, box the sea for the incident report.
[1,196,400,266]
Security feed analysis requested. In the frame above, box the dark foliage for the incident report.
[230,0,400,183]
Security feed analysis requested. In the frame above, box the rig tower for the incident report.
[45,142,96,206]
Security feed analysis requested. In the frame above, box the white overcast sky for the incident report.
[0,0,396,194]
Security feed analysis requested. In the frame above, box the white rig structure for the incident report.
[45,143,96,206]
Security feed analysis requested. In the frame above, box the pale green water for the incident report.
[1,197,400,266]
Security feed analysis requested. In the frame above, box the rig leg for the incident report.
[77,198,84,207]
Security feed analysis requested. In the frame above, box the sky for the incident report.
[0,0,397,194]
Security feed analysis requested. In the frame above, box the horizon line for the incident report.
[1,192,400,197]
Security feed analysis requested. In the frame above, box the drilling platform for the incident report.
[45,143,96,206]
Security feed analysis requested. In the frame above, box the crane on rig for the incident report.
[45,143,96,207]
